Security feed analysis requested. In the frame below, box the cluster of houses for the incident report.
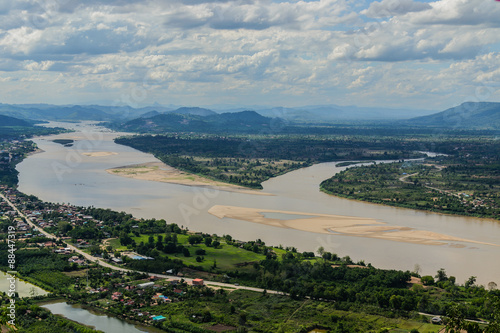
[68,255,87,266]
[84,274,207,324]
[0,140,25,165]
[0,187,117,239]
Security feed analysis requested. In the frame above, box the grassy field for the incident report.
[135,289,445,333]
[108,233,298,272]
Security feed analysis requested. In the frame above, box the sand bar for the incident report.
[107,162,272,196]
[208,205,499,247]
[83,152,118,157]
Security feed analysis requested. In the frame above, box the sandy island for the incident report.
[106,162,273,196]
[83,152,118,157]
[208,205,499,247]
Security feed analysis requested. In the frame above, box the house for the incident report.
[111,257,123,264]
[432,316,442,324]
[192,278,204,286]
[138,282,155,289]
[152,293,170,303]
[111,292,123,301]
[152,315,166,322]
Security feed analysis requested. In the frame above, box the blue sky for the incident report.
[0,0,499,111]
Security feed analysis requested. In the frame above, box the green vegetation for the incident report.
[0,125,68,186]
[0,245,77,293]
[1,192,500,332]
[51,139,74,146]
[115,134,425,188]
[0,299,103,333]
[0,141,38,187]
[0,126,66,140]
[321,139,499,219]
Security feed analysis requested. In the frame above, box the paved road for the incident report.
[398,168,462,198]
[0,191,280,294]
[1,191,492,326]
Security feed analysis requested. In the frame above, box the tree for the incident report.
[389,295,404,310]
[317,246,324,257]
[435,268,448,282]
[89,245,101,255]
[57,221,73,235]
[188,235,202,245]
[195,249,206,255]
[421,275,434,285]
[465,276,476,288]
[182,248,190,257]
[488,281,497,291]
[119,232,133,246]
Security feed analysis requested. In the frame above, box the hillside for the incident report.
[407,102,500,129]
[119,110,279,133]
[169,107,216,117]
[0,115,32,127]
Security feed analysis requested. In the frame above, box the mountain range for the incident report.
[405,102,500,129]
[0,102,498,130]
[0,102,433,122]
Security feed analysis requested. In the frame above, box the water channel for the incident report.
[16,122,500,286]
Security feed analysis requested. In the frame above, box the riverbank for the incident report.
[208,205,499,247]
[106,162,273,196]
[41,301,165,333]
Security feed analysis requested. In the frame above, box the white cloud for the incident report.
[409,0,500,26]
[0,0,499,108]
[23,60,54,71]
[362,0,431,18]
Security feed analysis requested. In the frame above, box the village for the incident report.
[0,185,233,329]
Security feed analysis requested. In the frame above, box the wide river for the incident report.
[17,122,500,286]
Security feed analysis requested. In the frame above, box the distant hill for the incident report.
[0,104,116,121]
[406,102,500,129]
[0,102,437,124]
[224,105,437,122]
[168,107,217,117]
[0,115,32,127]
[120,111,279,133]
[139,110,161,118]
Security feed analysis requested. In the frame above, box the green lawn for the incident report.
[169,242,266,271]
[109,234,271,271]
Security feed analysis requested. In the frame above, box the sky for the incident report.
[0,0,500,111]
